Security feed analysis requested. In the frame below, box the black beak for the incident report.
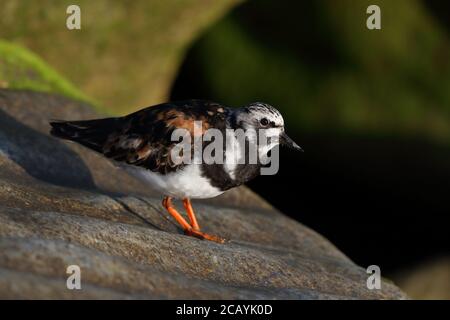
[280,132,303,152]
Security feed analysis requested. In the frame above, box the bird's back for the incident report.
[50,100,230,175]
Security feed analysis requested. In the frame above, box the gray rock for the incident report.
[0,89,407,299]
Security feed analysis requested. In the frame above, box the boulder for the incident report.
[0,0,244,114]
[0,89,406,299]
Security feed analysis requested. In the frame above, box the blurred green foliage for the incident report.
[175,0,450,144]
[0,0,448,145]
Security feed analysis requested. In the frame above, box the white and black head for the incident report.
[232,102,303,151]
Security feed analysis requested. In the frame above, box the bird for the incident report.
[50,100,302,243]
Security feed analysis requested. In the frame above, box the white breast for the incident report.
[223,131,244,180]
[123,164,224,200]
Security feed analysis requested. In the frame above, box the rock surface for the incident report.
[0,89,407,299]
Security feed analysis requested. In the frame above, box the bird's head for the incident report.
[233,102,303,152]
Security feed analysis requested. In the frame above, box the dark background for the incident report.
[171,0,450,277]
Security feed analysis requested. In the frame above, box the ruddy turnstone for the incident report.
[50,100,302,243]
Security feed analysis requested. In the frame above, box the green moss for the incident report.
[0,0,242,114]
[0,40,97,107]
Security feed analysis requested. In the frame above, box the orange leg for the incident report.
[162,197,191,230]
[183,198,200,231]
[162,197,226,244]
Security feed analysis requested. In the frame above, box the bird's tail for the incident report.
[50,117,119,153]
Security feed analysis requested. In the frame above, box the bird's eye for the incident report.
[260,118,269,126]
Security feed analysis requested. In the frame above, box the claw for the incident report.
[185,229,227,244]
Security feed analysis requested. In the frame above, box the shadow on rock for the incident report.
[0,109,96,189]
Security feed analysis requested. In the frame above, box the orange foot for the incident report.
[184,228,227,244]
[162,196,227,244]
